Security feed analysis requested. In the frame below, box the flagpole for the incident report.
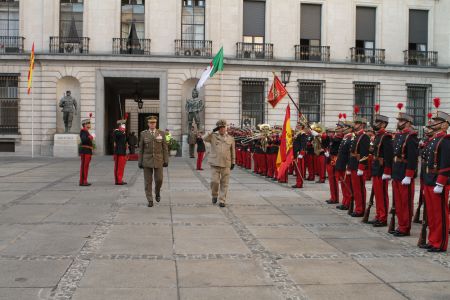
[31,82,34,158]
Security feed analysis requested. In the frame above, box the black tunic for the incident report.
[79,129,93,155]
[422,133,450,186]
[348,131,370,171]
[196,137,206,152]
[371,130,393,177]
[392,129,419,181]
[113,129,127,156]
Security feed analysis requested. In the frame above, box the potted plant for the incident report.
[168,138,179,156]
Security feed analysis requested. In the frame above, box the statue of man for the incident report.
[185,88,204,131]
[59,90,78,133]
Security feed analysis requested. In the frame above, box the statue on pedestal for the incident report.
[185,88,204,131]
[59,90,78,133]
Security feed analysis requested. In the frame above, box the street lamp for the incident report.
[281,70,291,86]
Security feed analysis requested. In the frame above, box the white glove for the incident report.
[346,170,351,175]
[357,169,364,176]
[401,176,411,185]
[90,133,96,139]
[434,184,444,194]
[298,154,303,159]
[382,174,391,181]
[324,152,330,158]
[311,130,319,137]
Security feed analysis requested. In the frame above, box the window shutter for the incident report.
[243,0,266,37]
[409,10,428,44]
[301,4,321,40]
[356,7,376,41]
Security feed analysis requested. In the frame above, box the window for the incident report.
[354,82,380,125]
[241,79,266,127]
[60,0,83,38]
[0,0,19,36]
[406,84,430,127]
[409,10,428,51]
[121,0,145,40]
[243,0,265,44]
[356,7,376,50]
[298,80,324,123]
[300,4,321,48]
[0,74,19,134]
[182,0,205,41]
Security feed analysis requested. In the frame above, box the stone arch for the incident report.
[56,76,81,134]
[181,78,205,135]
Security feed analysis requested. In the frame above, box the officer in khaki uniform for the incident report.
[204,119,235,207]
[138,116,169,207]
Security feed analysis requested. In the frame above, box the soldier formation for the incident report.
[228,99,450,253]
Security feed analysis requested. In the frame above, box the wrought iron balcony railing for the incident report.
[49,36,90,54]
[403,50,438,67]
[175,40,212,57]
[113,38,151,55]
[236,42,273,60]
[0,99,19,134]
[295,45,330,62]
[350,47,385,64]
[0,36,24,54]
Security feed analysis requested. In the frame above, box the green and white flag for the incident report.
[196,47,224,90]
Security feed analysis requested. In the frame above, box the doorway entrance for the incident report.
[104,77,160,155]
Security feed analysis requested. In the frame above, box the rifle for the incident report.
[417,200,427,247]
[388,189,396,234]
[413,183,424,223]
[362,187,375,223]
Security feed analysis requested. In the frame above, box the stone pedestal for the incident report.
[182,134,189,158]
[53,134,79,157]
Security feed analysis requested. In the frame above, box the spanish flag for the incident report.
[276,104,294,179]
[27,42,35,95]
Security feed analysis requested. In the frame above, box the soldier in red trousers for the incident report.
[368,106,393,227]
[335,119,354,210]
[79,116,94,186]
[113,119,128,185]
[326,117,344,204]
[421,99,450,252]
[391,103,419,236]
[348,106,370,217]
[292,123,308,188]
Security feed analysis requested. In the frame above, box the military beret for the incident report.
[216,119,227,128]
[146,116,158,123]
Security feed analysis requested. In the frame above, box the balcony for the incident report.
[49,37,90,54]
[236,42,273,60]
[175,40,212,57]
[0,36,25,54]
[404,50,438,67]
[350,48,385,64]
[113,38,151,55]
[295,45,330,62]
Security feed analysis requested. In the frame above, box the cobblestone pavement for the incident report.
[0,156,450,300]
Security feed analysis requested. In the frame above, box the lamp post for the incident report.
[281,70,291,87]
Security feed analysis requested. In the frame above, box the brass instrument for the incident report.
[310,122,325,155]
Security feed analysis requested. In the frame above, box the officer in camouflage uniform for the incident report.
[138,116,169,207]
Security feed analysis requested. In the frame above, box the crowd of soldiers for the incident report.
[230,102,450,253]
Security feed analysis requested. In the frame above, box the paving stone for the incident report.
[79,260,177,288]
[0,205,61,224]
[72,288,178,300]
[174,225,239,239]
[280,259,381,285]
[0,260,72,287]
[391,282,450,300]
[180,286,283,300]
[324,238,405,254]
[175,237,250,255]
[239,214,295,226]
[260,238,340,255]
[356,257,450,283]
[178,259,271,287]
[308,225,379,239]
[246,225,317,239]
[0,287,52,300]
[300,283,406,300]
[100,225,173,255]
[45,204,112,223]
[1,224,94,255]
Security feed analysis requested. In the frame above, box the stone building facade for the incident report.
[0,0,449,155]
